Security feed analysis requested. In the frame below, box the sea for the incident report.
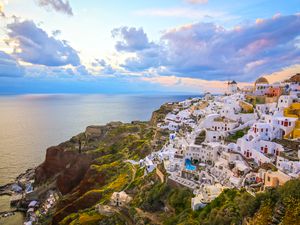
[0,94,196,224]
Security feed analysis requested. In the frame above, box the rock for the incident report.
[85,125,106,139]
[35,145,93,195]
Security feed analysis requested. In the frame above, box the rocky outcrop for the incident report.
[35,145,93,195]
[32,120,170,224]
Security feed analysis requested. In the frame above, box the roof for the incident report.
[28,201,38,207]
[228,80,237,85]
[235,161,249,171]
[255,77,269,85]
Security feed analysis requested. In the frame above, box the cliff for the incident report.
[35,145,93,195]
[34,121,168,224]
[150,103,176,126]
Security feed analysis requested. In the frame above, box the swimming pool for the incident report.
[185,159,196,171]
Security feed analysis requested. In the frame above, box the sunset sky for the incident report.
[0,0,300,94]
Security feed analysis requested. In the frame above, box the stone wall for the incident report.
[155,167,165,183]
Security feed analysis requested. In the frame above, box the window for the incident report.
[267,176,271,182]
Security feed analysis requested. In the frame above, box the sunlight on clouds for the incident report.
[142,75,251,94]
[134,8,226,20]
[255,18,264,24]
[263,64,300,83]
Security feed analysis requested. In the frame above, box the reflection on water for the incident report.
[0,196,24,225]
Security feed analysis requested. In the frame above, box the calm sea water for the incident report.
[0,94,195,186]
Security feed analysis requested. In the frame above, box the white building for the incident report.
[204,92,213,101]
[254,77,269,96]
[110,191,132,207]
[276,156,300,177]
[144,157,156,173]
[191,184,224,210]
[277,95,295,109]
[227,81,238,95]
[185,142,221,163]
[203,116,238,132]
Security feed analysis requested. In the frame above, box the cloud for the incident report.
[141,75,251,94]
[52,29,62,36]
[116,14,300,82]
[185,0,208,4]
[7,20,81,67]
[76,65,89,76]
[111,27,155,52]
[134,8,225,20]
[112,27,165,72]
[264,64,300,83]
[36,0,73,16]
[0,51,23,77]
[92,59,116,75]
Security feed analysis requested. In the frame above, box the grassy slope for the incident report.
[38,111,300,225]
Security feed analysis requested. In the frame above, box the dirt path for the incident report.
[123,163,137,191]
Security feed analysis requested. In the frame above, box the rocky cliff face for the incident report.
[35,144,93,195]
[33,121,169,225]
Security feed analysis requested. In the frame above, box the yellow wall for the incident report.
[284,103,300,139]
[284,103,300,118]
[264,171,290,188]
[239,100,254,112]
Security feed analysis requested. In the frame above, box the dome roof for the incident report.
[255,77,269,85]
[288,73,300,82]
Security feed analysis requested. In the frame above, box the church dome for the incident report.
[255,77,269,85]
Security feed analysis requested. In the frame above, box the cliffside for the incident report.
[150,103,176,126]
[35,145,93,195]
[33,118,300,225]
[34,121,168,225]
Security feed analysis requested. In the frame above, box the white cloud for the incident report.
[185,0,208,4]
[134,7,225,20]
[142,75,251,94]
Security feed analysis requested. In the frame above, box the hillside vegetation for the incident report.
[35,118,300,225]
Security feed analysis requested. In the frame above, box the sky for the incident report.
[0,0,299,94]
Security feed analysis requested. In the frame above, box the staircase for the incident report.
[194,130,206,145]
[270,202,285,225]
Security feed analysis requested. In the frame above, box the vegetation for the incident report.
[41,120,300,225]
[150,103,176,125]
[50,121,168,225]
[164,180,300,225]
[225,127,250,143]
